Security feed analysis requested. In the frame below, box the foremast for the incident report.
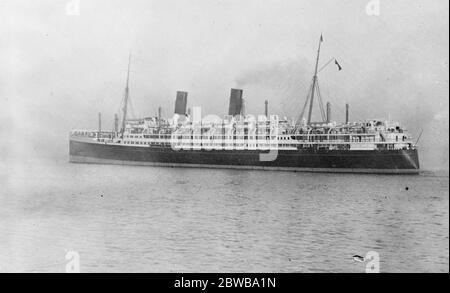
[121,52,132,137]
[295,34,328,132]
[307,34,323,125]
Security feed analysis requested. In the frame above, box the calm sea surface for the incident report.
[0,160,448,272]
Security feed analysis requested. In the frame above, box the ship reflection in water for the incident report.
[0,161,448,272]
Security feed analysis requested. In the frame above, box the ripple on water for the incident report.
[1,162,448,272]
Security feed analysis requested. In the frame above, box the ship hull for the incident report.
[69,138,420,174]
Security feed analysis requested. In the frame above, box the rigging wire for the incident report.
[276,75,307,118]
[128,94,136,119]
[296,80,314,126]
[317,58,335,74]
[116,94,125,117]
[316,80,326,121]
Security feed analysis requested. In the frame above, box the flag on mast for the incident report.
[320,34,323,42]
[335,59,342,71]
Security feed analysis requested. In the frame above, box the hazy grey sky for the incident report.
[1,0,448,169]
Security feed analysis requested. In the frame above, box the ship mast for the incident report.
[121,52,131,136]
[307,34,323,125]
[294,34,327,130]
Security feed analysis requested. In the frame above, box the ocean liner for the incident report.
[69,36,420,174]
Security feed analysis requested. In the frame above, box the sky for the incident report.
[1,0,448,170]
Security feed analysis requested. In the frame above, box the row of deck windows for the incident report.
[121,140,410,150]
[125,134,391,142]
[123,140,292,147]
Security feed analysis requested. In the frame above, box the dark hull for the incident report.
[69,139,420,174]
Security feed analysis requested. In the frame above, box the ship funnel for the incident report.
[345,103,349,124]
[98,112,102,140]
[265,100,269,117]
[326,102,331,123]
[174,91,188,115]
[114,114,119,132]
[158,106,162,120]
[228,88,243,116]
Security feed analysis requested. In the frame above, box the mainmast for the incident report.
[307,34,323,125]
[121,52,131,136]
